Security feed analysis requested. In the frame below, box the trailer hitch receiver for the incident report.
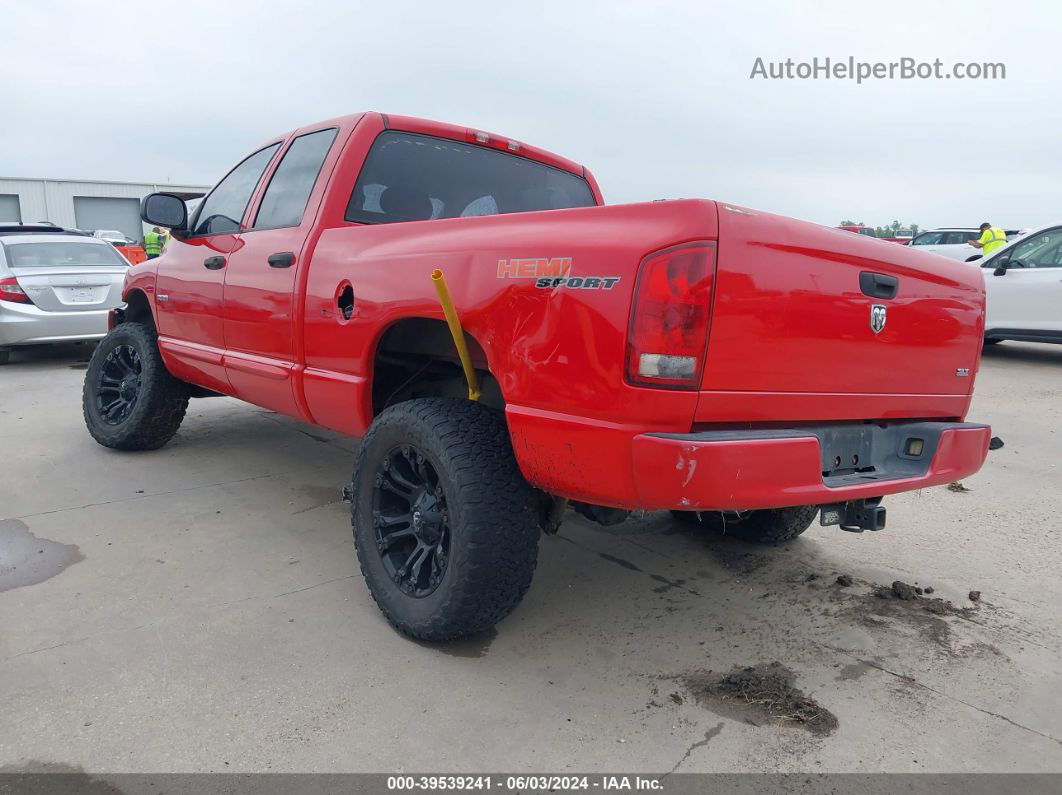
[819,497,886,533]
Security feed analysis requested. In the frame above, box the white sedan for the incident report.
[981,223,1062,345]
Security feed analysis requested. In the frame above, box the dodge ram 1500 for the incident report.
[83,112,992,640]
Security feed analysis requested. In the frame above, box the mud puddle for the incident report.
[0,519,84,592]
[676,661,838,736]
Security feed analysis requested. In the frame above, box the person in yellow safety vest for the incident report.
[970,222,1008,257]
[143,227,162,259]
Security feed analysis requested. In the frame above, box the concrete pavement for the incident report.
[1,341,1060,773]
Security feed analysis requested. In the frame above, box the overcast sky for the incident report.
[3,0,1058,230]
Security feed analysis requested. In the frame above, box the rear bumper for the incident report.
[0,302,109,347]
[630,423,991,511]
[506,405,990,511]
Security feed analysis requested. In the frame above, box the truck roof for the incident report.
[260,112,591,182]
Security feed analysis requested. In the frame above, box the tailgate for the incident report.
[702,206,985,396]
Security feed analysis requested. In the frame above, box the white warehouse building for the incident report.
[0,177,210,243]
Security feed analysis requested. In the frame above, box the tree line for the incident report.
[840,220,920,238]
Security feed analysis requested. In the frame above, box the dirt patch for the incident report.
[846,580,982,654]
[676,662,838,736]
[871,580,977,618]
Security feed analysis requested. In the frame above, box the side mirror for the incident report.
[141,193,188,232]
[993,264,1008,276]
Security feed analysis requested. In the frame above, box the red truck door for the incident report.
[220,126,342,416]
[154,143,281,393]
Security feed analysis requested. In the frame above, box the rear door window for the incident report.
[253,128,338,229]
[191,143,281,237]
[345,132,596,225]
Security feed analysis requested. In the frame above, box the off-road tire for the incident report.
[352,398,541,641]
[671,505,818,544]
[83,322,189,450]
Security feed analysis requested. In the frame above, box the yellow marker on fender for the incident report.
[431,269,481,402]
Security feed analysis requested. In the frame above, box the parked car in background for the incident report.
[910,227,1026,262]
[93,229,147,264]
[981,223,1062,345]
[837,224,877,238]
[880,228,913,245]
[93,229,133,246]
[0,223,130,364]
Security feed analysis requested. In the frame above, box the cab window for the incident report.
[345,132,596,225]
[911,232,945,245]
[253,128,338,229]
[191,143,281,236]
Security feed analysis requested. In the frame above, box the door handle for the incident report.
[268,251,295,268]
[203,256,226,270]
[859,271,898,299]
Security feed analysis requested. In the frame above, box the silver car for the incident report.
[0,225,129,364]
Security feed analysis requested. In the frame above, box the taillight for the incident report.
[0,277,32,304]
[626,241,716,389]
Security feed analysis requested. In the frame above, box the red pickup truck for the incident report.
[82,112,991,640]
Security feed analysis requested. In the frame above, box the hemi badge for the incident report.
[956,368,970,377]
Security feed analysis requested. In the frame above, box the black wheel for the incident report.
[670,505,817,544]
[82,322,189,450]
[352,398,540,641]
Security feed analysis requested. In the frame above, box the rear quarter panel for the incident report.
[300,199,721,439]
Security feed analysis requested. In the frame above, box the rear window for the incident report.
[345,132,596,224]
[3,241,128,267]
